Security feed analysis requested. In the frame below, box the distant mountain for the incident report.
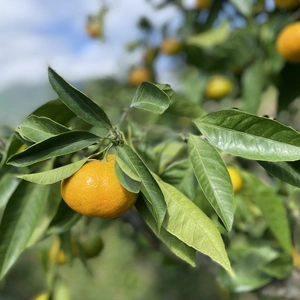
[0,78,86,129]
[0,82,57,128]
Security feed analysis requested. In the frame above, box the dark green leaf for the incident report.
[194,109,300,161]
[47,200,81,236]
[116,144,166,231]
[258,161,300,188]
[188,135,235,231]
[7,131,100,167]
[241,59,265,114]
[48,67,112,129]
[136,199,196,266]
[0,181,50,279]
[18,115,70,143]
[131,81,171,114]
[27,182,63,246]
[115,159,141,193]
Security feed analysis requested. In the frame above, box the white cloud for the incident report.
[0,0,184,126]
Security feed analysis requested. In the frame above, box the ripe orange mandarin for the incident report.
[196,0,213,10]
[129,67,153,86]
[61,155,138,218]
[160,38,183,55]
[276,22,300,63]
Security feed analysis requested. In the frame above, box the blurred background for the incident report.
[1,0,300,299]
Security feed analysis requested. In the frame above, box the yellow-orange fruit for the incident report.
[160,38,183,55]
[227,166,243,193]
[196,0,213,10]
[61,155,138,218]
[274,0,300,9]
[205,75,233,99]
[128,67,153,86]
[276,22,300,63]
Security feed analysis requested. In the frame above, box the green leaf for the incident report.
[47,200,81,236]
[115,159,141,193]
[186,21,230,48]
[18,115,70,143]
[218,246,277,292]
[0,173,20,208]
[244,172,292,253]
[7,131,100,167]
[241,59,265,114]
[27,182,63,246]
[136,199,196,266]
[16,157,89,185]
[33,99,76,125]
[194,109,300,162]
[155,177,233,275]
[116,144,166,231]
[258,161,300,188]
[48,67,112,130]
[0,180,50,279]
[188,135,235,231]
[229,0,252,17]
[260,254,292,280]
[131,81,171,114]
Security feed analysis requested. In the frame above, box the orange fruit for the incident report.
[205,75,232,99]
[160,38,183,55]
[86,21,101,38]
[196,0,213,10]
[128,67,153,86]
[274,0,300,9]
[276,22,300,63]
[61,155,138,218]
[227,166,243,193]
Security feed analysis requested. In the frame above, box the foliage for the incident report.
[1,0,300,299]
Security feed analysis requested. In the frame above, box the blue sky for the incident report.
[0,0,184,126]
[0,0,182,90]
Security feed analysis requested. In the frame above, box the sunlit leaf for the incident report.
[18,115,70,143]
[7,131,100,167]
[186,21,230,48]
[0,180,50,279]
[188,135,235,231]
[229,0,252,17]
[131,81,171,114]
[155,176,233,275]
[16,157,89,185]
[48,67,112,129]
[194,109,300,161]
[136,199,196,266]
